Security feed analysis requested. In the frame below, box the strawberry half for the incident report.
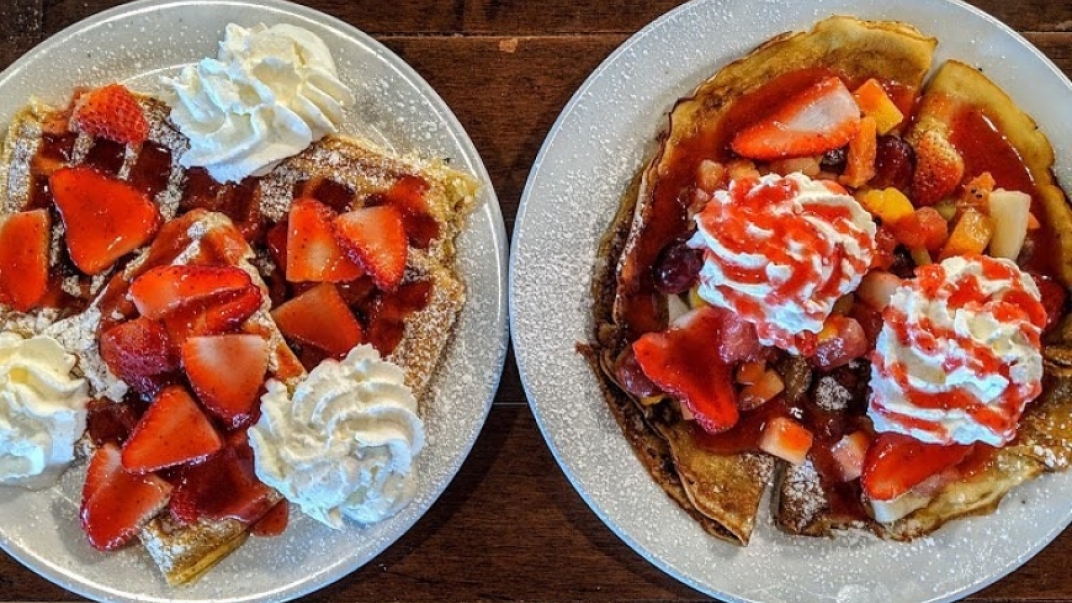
[272,282,363,358]
[632,306,739,433]
[182,334,269,429]
[72,83,149,146]
[49,166,161,275]
[99,317,179,397]
[286,197,363,283]
[911,130,965,206]
[80,443,172,551]
[121,385,224,474]
[378,175,440,248]
[162,286,263,343]
[334,205,408,292]
[731,77,862,160]
[860,432,972,501]
[0,210,51,312]
[131,265,253,320]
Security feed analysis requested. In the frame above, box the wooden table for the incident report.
[3,0,1072,601]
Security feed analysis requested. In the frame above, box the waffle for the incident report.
[588,16,937,544]
[0,87,477,584]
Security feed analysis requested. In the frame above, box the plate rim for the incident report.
[510,0,1072,601]
[0,1,509,601]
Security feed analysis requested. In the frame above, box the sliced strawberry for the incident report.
[131,265,253,320]
[758,416,814,465]
[162,286,262,343]
[912,130,965,206]
[99,318,180,397]
[334,205,408,292]
[0,210,51,312]
[182,334,269,429]
[85,398,147,448]
[121,385,223,473]
[377,175,440,248]
[1032,272,1067,333]
[731,77,862,160]
[861,432,973,501]
[169,435,275,526]
[632,306,739,433]
[811,315,868,370]
[80,443,172,551]
[365,279,433,355]
[272,282,363,358]
[72,83,149,146]
[49,166,160,275]
[285,198,363,283]
[251,500,289,536]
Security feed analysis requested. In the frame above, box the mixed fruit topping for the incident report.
[616,72,1067,517]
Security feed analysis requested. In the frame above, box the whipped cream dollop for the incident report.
[688,172,876,354]
[868,255,1046,446]
[164,23,355,183]
[248,344,424,528]
[0,333,89,489]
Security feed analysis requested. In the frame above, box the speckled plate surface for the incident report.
[0,1,508,601]
[511,1,1072,602]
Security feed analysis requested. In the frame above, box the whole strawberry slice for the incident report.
[80,443,172,551]
[99,317,179,397]
[286,197,363,283]
[911,130,965,206]
[272,282,363,358]
[121,385,224,474]
[72,83,149,145]
[861,432,972,501]
[632,306,739,433]
[163,285,263,343]
[0,210,51,312]
[182,334,269,429]
[131,265,253,320]
[49,166,160,275]
[731,77,862,160]
[334,205,408,292]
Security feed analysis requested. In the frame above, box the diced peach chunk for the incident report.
[739,369,785,411]
[735,361,766,385]
[840,116,877,188]
[939,209,994,260]
[759,416,813,465]
[856,187,914,225]
[831,431,871,481]
[852,79,905,135]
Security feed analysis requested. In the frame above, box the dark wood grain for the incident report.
[3,1,1072,602]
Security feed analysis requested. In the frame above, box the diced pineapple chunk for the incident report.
[987,189,1031,260]
[852,78,905,135]
[939,209,994,260]
[739,369,785,411]
[759,416,813,465]
[856,187,915,225]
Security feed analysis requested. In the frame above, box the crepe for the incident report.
[589,16,937,543]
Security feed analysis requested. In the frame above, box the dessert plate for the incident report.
[0,1,508,601]
[510,0,1072,601]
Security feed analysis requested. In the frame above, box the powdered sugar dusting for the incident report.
[511,0,1072,602]
[0,2,506,602]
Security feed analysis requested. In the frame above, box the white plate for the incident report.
[511,1,1072,602]
[0,1,508,602]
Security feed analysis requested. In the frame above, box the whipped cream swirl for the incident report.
[869,255,1046,446]
[0,333,89,489]
[689,173,876,354]
[248,344,424,528]
[164,23,355,183]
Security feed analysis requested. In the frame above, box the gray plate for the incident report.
[511,1,1072,602]
[0,1,508,601]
